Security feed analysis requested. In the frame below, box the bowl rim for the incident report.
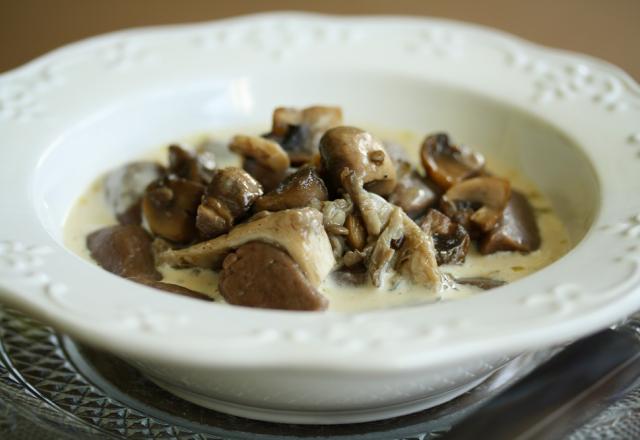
[1,12,640,371]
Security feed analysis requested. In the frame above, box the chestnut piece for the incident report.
[419,209,470,265]
[479,190,541,254]
[421,133,485,190]
[87,224,160,280]
[219,242,328,311]
[253,166,328,212]
[142,176,204,243]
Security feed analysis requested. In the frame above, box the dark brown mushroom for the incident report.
[229,135,291,192]
[87,224,161,280]
[455,277,507,290]
[142,176,204,243]
[266,106,343,165]
[253,166,328,212]
[440,176,511,233]
[319,126,397,196]
[219,242,328,311]
[104,162,165,225]
[419,209,470,265]
[388,161,439,218]
[196,167,263,239]
[421,133,485,190]
[479,190,541,254]
[131,277,213,301]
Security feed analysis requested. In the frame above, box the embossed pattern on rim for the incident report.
[0,13,639,370]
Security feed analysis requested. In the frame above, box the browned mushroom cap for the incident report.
[421,133,485,190]
[104,162,165,225]
[319,126,397,196]
[219,241,328,311]
[419,209,470,265]
[87,224,161,280]
[267,106,343,165]
[440,176,511,233]
[142,176,204,243]
[253,166,328,212]
[479,190,541,254]
[169,144,217,184]
[196,167,263,239]
[388,162,439,218]
[229,135,291,192]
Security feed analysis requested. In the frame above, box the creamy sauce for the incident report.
[64,129,571,312]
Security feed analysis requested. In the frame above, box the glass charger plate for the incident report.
[0,306,636,440]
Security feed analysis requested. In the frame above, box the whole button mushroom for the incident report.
[440,176,511,234]
[196,167,263,239]
[421,133,485,190]
[142,176,205,243]
[319,126,397,196]
[253,166,328,212]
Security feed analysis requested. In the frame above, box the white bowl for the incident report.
[1,13,639,424]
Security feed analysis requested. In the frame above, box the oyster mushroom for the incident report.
[104,162,165,225]
[229,135,291,192]
[440,176,511,233]
[388,161,439,218]
[320,126,397,196]
[254,166,328,212]
[341,169,443,291]
[421,133,485,190]
[479,190,541,254]
[267,106,343,165]
[142,176,205,243]
[419,209,470,265]
[344,212,367,251]
[168,144,216,183]
[196,167,263,239]
[219,242,328,311]
[156,207,335,287]
[87,224,161,280]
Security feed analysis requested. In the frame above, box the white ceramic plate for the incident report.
[1,13,639,424]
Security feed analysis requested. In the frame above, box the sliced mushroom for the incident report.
[168,144,216,184]
[419,209,470,265]
[229,135,291,192]
[388,161,439,218]
[320,126,397,196]
[421,133,485,190]
[440,176,511,233]
[253,166,328,212]
[104,161,165,225]
[219,242,328,311]
[479,190,541,254]
[142,176,205,243]
[455,277,506,290]
[156,207,335,287]
[87,225,161,280]
[131,277,213,301]
[196,167,263,239]
[369,207,405,287]
[267,106,343,165]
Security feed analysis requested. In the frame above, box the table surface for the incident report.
[1,0,639,81]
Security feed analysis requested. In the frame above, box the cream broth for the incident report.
[63,130,571,312]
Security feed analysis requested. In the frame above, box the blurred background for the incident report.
[1,0,639,80]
